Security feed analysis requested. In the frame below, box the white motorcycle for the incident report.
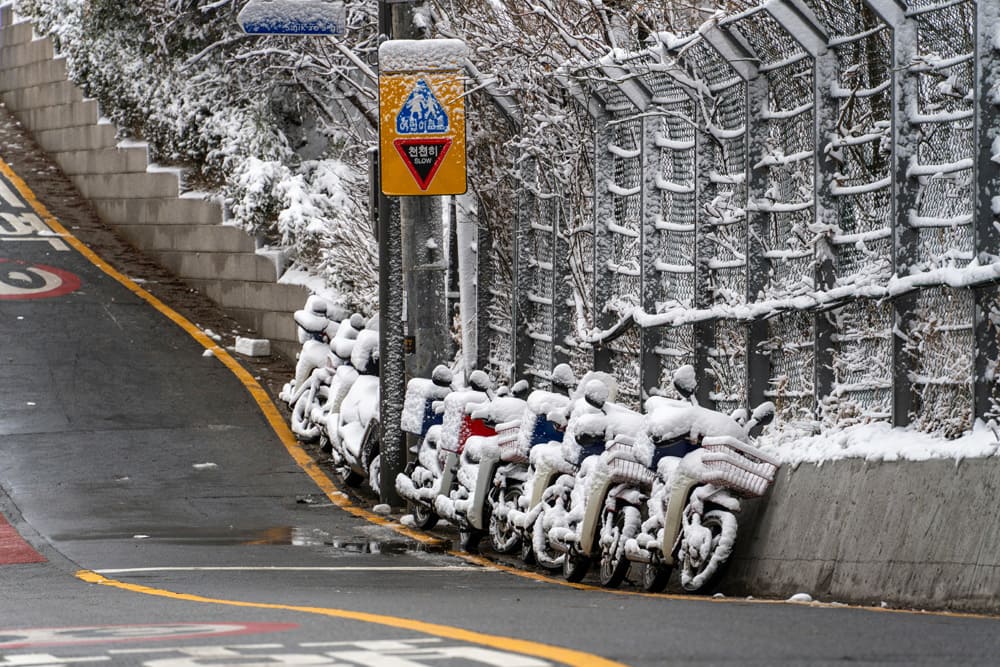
[395,370,493,530]
[532,379,645,582]
[614,366,779,593]
[332,326,382,491]
[488,366,576,557]
[435,385,527,552]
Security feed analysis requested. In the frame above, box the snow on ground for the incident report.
[759,419,1000,466]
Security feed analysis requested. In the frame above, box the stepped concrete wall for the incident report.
[0,6,307,360]
[3,5,999,617]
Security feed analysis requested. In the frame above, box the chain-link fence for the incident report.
[493,0,999,435]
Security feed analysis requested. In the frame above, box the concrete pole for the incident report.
[377,0,453,505]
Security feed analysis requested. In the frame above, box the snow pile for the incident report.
[379,38,469,72]
[400,378,450,435]
[759,420,1000,465]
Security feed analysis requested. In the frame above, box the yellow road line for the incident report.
[76,570,628,667]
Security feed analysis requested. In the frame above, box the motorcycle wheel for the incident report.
[410,501,439,531]
[642,562,672,593]
[563,551,590,583]
[532,507,564,571]
[489,485,522,555]
[367,454,380,495]
[290,392,319,442]
[679,508,737,593]
[599,505,638,588]
[520,532,536,565]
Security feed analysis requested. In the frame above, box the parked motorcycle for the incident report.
[532,378,645,582]
[332,326,381,491]
[395,370,493,530]
[488,365,576,557]
[281,305,364,443]
[434,387,527,552]
[611,366,778,593]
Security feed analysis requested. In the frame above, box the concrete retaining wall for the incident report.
[729,456,1000,612]
[0,7,307,360]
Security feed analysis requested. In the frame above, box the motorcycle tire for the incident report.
[367,454,380,496]
[410,502,439,531]
[489,485,522,555]
[679,508,737,593]
[342,468,364,487]
[532,509,564,571]
[599,506,637,588]
[642,562,672,593]
[563,551,591,583]
[520,533,536,565]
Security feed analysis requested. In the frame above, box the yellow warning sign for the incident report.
[379,72,466,196]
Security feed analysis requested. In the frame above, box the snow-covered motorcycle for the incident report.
[434,383,527,552]
[616,366,779,593]
[488,366,576,557]
[395,370,493,530]
[532,379,645,582]
[332,326,382,492]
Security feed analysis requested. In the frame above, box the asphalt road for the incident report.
[2,149,1000,667]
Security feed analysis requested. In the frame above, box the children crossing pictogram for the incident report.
[396,80,449,135]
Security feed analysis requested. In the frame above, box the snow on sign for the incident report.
[379,39,467,196]
[237,0,346,36]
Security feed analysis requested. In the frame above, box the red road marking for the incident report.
[0,257,81,300]
[0,513,46,564]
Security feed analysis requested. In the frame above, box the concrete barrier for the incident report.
[728,457,1000,613]
[0,5,309,361]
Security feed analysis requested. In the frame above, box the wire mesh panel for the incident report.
[803,0,895,423]
[728,7,818,422]
[515,158,559,386]
[682,38,750,409]
[588,82,644,407]
[467,95,516,381]
[824,299,893,427]
[897,0,977,433]
[642,67,699,394]
[905,286,974,436]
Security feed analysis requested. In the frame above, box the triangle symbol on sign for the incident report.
[393,138,452,191]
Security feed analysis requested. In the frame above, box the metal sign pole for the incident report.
[376,0,406,507]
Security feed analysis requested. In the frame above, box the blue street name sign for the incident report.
[238,0,346,36]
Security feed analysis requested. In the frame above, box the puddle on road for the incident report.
[59,526,450,554]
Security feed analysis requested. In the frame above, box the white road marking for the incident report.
[94,566,488,574]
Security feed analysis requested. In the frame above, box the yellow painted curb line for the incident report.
[76,570,628,667]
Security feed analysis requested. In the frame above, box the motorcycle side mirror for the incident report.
[751,402,776,427]
[672,365,697,400]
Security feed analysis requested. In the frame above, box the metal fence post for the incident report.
[975,1,1000,420]
[866,0,918,428]
[743,59,771,411]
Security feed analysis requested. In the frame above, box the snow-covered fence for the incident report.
[503,0,999,437]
